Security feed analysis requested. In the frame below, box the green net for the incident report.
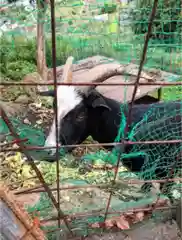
[82,101,182,176]
[123,103,181,179]
[0,0,182,238]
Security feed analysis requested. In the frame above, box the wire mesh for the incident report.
[0,0,182,239]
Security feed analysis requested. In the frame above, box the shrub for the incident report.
[0,36,74,81]
[100,3,117,15]
[0,36,37,81]
[5,61,36,81]
[131,0,181,43]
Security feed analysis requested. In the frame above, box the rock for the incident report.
[23,118,31,125]
[36,119,43,125]
[14,95,31,104]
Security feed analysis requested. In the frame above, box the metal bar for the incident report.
[0,0,180,236]
[125,0,159,131]
[1,139,182,152]
[122,0,161,216]
[41,205,175,224]
[1,82,181,86]
[103,148,123,222]
[14,178,182,195]
[0,107,72,234]
[49,0,68,233]
[103,0,159,224]
[0,138,28,147]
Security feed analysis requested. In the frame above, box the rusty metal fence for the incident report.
[0,0,182,239]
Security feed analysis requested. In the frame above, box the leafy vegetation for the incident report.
[1,33,181,83]
[0,37,37,81]
[100,3,117,14]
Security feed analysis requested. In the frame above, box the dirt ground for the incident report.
[83,221,181,240]
[15,185,181,240]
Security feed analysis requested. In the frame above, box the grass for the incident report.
[162,86,182,101]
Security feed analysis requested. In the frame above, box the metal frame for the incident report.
[0,0,181,238]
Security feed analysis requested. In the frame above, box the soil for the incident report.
[14,181,181,240]
[83,220,181,240]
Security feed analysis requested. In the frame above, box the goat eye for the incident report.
[77,114,85,121]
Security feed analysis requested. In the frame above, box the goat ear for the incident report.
[91,97,111,111]
[38,90,55,97]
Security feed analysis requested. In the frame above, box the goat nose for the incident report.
[47,148,56,156]
[43,147,57,162]
[44,139,56,155]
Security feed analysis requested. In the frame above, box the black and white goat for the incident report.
[40,86,172,154]
[39,58,181,198]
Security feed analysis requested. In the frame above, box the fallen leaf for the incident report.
[91,222,100,228]
[135,212,145,222]
[90,197,170,231]
[21,165,33,178]
[155,198,169,207]
[105,219,115,228]
[22,180,36,188]
[115,215,130,230]
[36,119,43,125]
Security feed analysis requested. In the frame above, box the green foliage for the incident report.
[6,60,36,80]
[162,86,182,101]
[0,30,181,82]
[0,36,74,81]
[0,36,37,81]
[131,0,181,43]
[100,3,117,14]
[45,37,74,67]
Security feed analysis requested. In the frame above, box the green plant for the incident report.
[45,37,74,67]
[100,3,117,15]
[0,27,181,82]
[0,36,37,81]
[131,0,181,44]
[5,61,36,81]
[0,35,76,81]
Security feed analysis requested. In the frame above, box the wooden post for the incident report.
[37,0,48,82]
[0,184,45,240]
